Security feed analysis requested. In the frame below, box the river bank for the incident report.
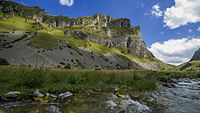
[0,66,200,113]
[0,78,199,113]
[0,66,199,94]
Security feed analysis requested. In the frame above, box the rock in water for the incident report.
[46,105,62,113]
[58,92,73,102]
[2,91,21,100]
[106,94,151,113]
[106,100,117,110]
[33,89,44,97]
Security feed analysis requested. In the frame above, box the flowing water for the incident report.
[145,78,200,113]
[0,78,200,113]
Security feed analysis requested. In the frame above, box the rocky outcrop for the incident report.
[108,18,131,28]
[190,48,200,61]
[65,33,154,59]
[0,1,133,29]
[65,30,88,39]
[0,0,45,22]
[0,1,157,70]
[43,15,72,28]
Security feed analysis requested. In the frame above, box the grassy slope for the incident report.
[0,14,159,64]
[180,61,200,71]
[0,15,35,32]
[0,66,199,95]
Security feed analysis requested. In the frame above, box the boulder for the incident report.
[2,91,21,100]
[57,92,73,102]
[33,89,44,97]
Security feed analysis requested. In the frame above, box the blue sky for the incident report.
[15,0,200,65]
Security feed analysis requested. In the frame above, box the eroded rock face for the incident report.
[191,48,200,61]
[64,30,88,39]
[0,1,156,69]
[85,36,154,59]
[108,18,131,28]
[1,0,45,22]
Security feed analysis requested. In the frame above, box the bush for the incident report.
[0,58,9,65]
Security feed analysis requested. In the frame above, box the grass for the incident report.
[30,29,65,49]
[0,66,199,95]
[181,61,200,71]
[0,16,35,32]
[0,12,163,65]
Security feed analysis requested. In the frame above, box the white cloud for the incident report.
[188,29,193,33]
[151,4,163,17]
[59,0,74,7]
[197,27,200,32]
[144,12,149,16]
[149,38,200,65]
[163,0,200,29]
[160,31,164,35]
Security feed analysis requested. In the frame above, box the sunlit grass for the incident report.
[0,66,199,95]
[0,16,35,32]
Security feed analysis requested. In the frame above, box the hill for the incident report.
[0,0,168,70]
[180,48,200,71]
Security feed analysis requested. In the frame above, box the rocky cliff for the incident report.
[190,48,200,61]
[180,48,200,71]
[0,0,160,70]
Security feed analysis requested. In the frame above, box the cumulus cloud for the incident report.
[163,0,200,29]
[197,27,200,32]
[149,38,200,65]
[188,29,193,33]
[59,0,74,7]
[151,4,163,17]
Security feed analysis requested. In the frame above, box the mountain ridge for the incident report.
[0,0,167,70]
[180,48,200,71]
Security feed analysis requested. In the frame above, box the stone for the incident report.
[46,105,62,113]
[58,92,73,102]
[3,91,20,98]
[33,89,44,97]
[2,91,21,101]
[106,100,117,110]
[65,30,88,39]
[163,83,175,88]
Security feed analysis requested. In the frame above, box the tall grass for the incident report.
[0,66,199,95]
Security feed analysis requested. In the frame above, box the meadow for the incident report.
[0,66,199,95]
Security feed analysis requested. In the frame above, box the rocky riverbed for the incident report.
[144,78,200,113]
[0,78,200,113]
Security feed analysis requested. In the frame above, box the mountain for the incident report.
[0,0,166,70]
[180,48,200,71]
[191,48,200,61]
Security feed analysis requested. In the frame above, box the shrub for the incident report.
[0,58,9,65]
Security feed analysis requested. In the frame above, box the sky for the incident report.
[14,0,200,65]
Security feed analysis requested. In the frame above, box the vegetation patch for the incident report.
[0,16,35,32]
[180,61,200,71]
[0,58,9,65]
[0,66,199,95]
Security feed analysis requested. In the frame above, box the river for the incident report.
[0,78,200,113]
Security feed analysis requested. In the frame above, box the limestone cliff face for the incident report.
[190,48,200,61]
[0,0,45,22]
[0,0,154,59]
